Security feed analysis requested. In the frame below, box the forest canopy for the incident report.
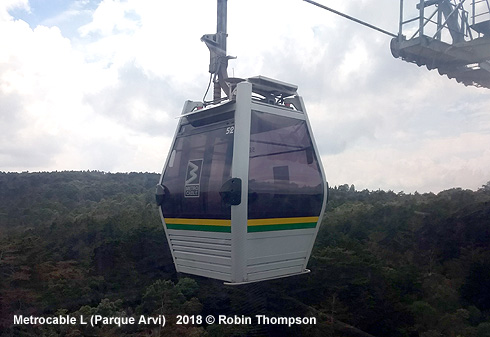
[1,171,489,337]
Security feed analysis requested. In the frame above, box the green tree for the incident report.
[176,278,199,299]
[410,301,438,332]
[477,322,490,337]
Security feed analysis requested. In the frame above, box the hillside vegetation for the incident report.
[1,171,489,337]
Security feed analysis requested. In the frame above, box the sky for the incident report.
[1,0,489,193]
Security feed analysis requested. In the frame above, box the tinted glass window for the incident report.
[248,111,323,219]
[160,119,234,220]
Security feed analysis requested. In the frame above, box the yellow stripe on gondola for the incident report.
[164,218,231,226]
[247,217,319,226]
[163,217,319,233]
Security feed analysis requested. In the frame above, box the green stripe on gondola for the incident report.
[247,221,317,232]
[247,216,319,232]
[165,218,231,233]
[166,224,231,232]
[164,217,319,233]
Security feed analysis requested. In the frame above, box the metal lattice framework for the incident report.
[391,0,490,88]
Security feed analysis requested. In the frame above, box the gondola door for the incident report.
[157,101,237,282]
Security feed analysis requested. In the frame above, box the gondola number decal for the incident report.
[226,126,234,134]
[185,159,203,198]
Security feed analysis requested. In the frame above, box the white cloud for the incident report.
[0,0,29,21]
[324,132,490,193]
[0,0,489,192]
[0,6,130,172]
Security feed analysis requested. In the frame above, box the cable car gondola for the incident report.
[155,0,327,285]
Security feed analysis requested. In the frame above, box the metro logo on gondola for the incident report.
[184,159,203,197]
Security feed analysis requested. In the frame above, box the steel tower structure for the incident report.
[391,0,490,88]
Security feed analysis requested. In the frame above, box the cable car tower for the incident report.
[156,0,327,284]
[391,0,490,88]
[304,0,490,89]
